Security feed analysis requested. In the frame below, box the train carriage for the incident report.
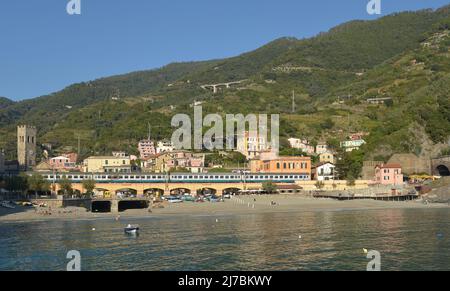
[39,172,311,183]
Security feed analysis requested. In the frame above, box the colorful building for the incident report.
[237,131,270,159]
[138,139,156,159]
[82,156,132,173]
[315,143,329,154]
[319,152,335,164]
[49,156,78,171]
[374,164,404,185]
[250,155,311,179]
[155,151,205,173]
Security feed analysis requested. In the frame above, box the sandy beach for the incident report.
[0,195,448,223]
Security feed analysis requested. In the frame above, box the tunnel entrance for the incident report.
[91,201,111,213]
[118,200,149,212]
[436,165,450,176]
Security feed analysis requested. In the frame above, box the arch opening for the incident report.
[116,188,138,198]
[197,188,217,196]
[170,188,191,196]
[222,188,241,196]
[93,188,111,198]
[144,188,164,198]
[91,201,111,213]
[118,200,149,212]
[436,165,450,176]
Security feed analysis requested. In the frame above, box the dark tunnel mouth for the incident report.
[436,165,450,177]
[91,201,111,213]
[118,200,149,212]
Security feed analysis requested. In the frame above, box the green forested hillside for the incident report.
[0,97,14,110]
[0,6,449,166]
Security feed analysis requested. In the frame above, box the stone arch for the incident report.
[170,188,191,196]
[115,188,138,198]
[197,187,217,196]
[222,188,241,195]
[94,188,112,198]
[144,188,165,198]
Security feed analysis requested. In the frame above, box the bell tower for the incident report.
[17,125,37,170]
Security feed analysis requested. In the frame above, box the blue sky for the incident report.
[0,0,449,101]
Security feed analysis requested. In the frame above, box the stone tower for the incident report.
[17,125,37,170]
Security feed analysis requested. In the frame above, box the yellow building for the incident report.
[319,152,335,164]
[82,156,131,173]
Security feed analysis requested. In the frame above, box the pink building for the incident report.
[49,154,78,171]
[138,140,156,159]
[374,164,403,185]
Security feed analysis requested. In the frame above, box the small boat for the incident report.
[124,224,139,234]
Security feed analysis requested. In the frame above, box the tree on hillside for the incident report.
[320,118,335,130]
[335,150,364,180]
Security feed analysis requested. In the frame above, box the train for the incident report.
[39,172,311,184]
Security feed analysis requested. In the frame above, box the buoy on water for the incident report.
[363,248,368,254]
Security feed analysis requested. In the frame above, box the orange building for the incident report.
[250,156,311,177]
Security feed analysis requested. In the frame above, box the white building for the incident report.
[156,141,174,154]
[288,138,315,154]
[314,162,335,181]
[340,139,366,152]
